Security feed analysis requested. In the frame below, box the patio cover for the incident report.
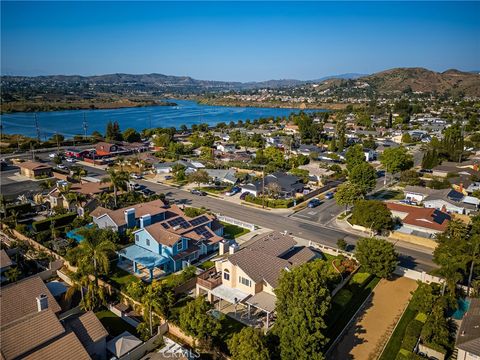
[107,331,142,357]
[117,244,169,269]
[244,291,276,313]
[210,284,249,304]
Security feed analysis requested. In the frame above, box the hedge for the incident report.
[245,194,304,208]
[2,202,33,217]
[32,212,77,232]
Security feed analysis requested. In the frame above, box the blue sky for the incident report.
[1,1,479,81]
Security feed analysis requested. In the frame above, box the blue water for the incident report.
[0,99,322,139]
[66,223,94,243]
[450,298,471,320]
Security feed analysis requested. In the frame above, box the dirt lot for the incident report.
[329,276,418,360]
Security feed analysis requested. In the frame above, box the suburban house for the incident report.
[265,136,284,148]
[91,199,169,234]
[404,186,479,215]
[216,143,236,153]
[205,169,238,185]
[117,210,224,280]
[294,144,324,158]
[431,161,480,178]
[363,148,377,162]
[0,276,107,360]
[48,180,111,212]
[240,171,304,198]
[95,142,122,157]
[18,161,53,179]
[298,163,335,184]
[284,123,299,135]
[154,160,205,175]
[455,298,480,360]
[386,202,451,237]
[196,231,318,328]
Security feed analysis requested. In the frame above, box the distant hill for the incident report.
[357,67,480,96]
[2,68,479,99]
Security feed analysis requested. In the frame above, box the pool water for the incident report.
[66,223,94,243]
[450,298,471,320]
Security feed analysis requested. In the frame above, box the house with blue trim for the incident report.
[117,210,224,281]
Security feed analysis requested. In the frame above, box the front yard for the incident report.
[221,222,250,239]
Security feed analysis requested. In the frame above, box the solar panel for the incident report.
[161,223,169,229]
[168,217,189,229]
[189,215,209,227]
[194,226,213,239]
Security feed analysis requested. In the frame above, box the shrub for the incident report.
[405,319,424,338]
[351,272,371,287]
[32,212,77,232]
[183,207,207,218]
[244,195,302,208]
[333,289,353,307]
[402,334,418,351]
[2,202,32,217]
[415,312,427,323]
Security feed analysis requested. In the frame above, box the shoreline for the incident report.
[193,97,354,110]
[0,100,177,114]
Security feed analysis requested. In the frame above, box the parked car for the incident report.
[240,192,251,200]
[191,189,207,196]
[325,192,335,200]
[307,198,321,208]
[48,153,57,159]
[57,164,67,170]
[131,183,143,191]
[140,188,155,196]
[225,186,241,196]
[66,157,76,163]
[165,175,173,180]
[131,173,142,180]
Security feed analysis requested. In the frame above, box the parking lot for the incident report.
[291,197,344,225]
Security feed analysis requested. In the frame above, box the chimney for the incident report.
[36,294,48,312]
[219,240,229,255]
[229,243,239,255]
[140,214,151,228]
[124,208,135,228]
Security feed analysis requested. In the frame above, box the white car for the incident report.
[131,173,142,180]
[66,157,76,163]
[57,164,67,170]
[48,153,57,159]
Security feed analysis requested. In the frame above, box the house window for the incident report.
[223,270,230,281]
[176,241,183,252]
[135,234,139,243]
[239,276,251,287]
[146,238,150,247]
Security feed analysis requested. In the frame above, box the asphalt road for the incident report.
[130,177,436,271]
[0,153,436,271]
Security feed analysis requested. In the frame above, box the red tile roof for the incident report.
[386,202,451,232]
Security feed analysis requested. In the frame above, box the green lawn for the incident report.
[378,303,418,360]
[326,274,380,349]
[216,315,247,354]
[108,265,140,289]
[198,260,216,270]
[198,186,231,194]
[221,222,250,239]
[95,310,139,337]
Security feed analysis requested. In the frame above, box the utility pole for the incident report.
[83,113,88,140]
[34,113,41,143]
[55,131,60,154]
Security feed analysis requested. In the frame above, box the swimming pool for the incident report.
[450,298,471,320]
[66,223,94,243]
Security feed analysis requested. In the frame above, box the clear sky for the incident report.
[1,1,479,81]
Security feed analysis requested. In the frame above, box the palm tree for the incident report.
[66,192,87,211]
[98,192,114,209]
[74,228,116,310]
[6,267,20,283]
[10,210,19,227]
[101,168,129,208]
[142,283,161,337]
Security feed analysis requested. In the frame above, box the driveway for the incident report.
[329,276,418,360]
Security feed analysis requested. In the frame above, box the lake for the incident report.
[0,99,323,139]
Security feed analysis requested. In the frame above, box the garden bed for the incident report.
[95,310,139,338]
[220,222,250,239]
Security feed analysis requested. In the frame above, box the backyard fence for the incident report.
[215,214,256,231]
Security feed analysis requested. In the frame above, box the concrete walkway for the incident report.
[329,276,418,360]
